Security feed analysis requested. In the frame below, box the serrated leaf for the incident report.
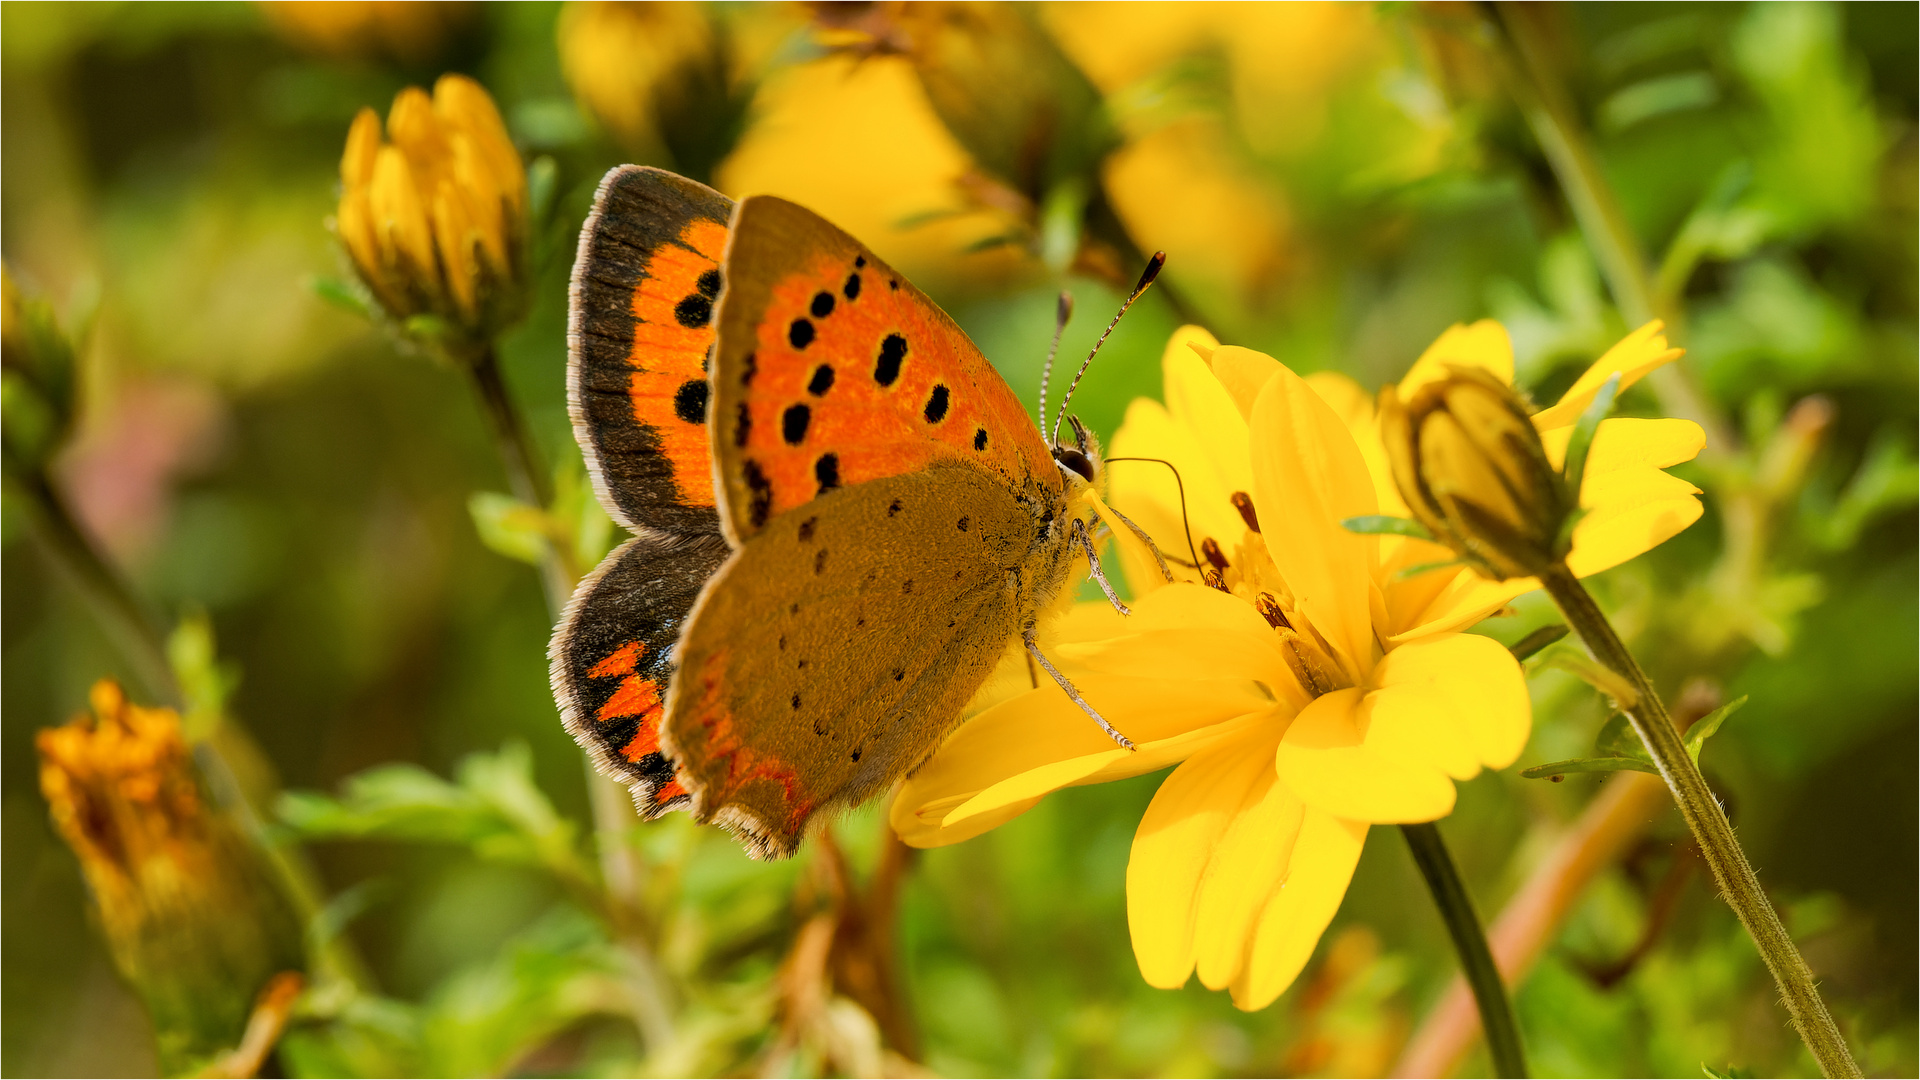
[1341,514,1435,540]
[468,491,549,566]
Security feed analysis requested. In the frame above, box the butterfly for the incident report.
[550,166,1164,859]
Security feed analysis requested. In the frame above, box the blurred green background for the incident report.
[2,2,1913,1076]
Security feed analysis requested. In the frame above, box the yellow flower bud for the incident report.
[334,74,529,355]
[38,681,302,1073]
[1378,366,1573,581]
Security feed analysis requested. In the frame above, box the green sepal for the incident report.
[1683,695,1748,764]
[1561,370,1622,503]
[1342,514,1435,540]
[1521,756,1660,780]
[309,275,376,321]
[1394,558,1466,581]
[1506,623,1570,661]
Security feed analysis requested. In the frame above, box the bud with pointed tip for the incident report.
[1378,366,1574,581]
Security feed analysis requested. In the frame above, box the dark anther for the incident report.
[1255,593,1293,629]
[1200,537,1230,572]
[1230,491,1260,533]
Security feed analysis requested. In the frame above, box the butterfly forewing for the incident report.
[708,195,1059,543]
[568,166,732,536]
[662,467,1042,859]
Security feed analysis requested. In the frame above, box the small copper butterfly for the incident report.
[550,167,1163,859]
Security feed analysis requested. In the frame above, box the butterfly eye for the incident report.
[1053,446,1096,483]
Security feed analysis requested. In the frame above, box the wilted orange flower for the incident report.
[39,680,301,1071]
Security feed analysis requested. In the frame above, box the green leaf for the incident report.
[1702,1063,1755,1079]
[1521,756,1660,780]
[1393,558,1465,581]
[1594,711,1650,760]
[526,155,559,228]
[166,610,242,743]
[1561,371,1621,504]
[1341,514,1434,540]
[468,491,549,566]
[1682,695,1748,764]
[277,744,591,886]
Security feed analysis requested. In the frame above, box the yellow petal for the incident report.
[1397,320,1514,398]
[1248,367,1380,683]
[434,74,523,212]
[369,146,437,283]
[1385,572,1534,644]
[1541,416,1707,474]
[1204,345,1281,423]
[1127,727,1291,989]
[1374,633,1530,769]
[1109,398,1249,574]
[1163,327,1253,498]
[1231,810,1368,1009]
[1058,586,1303,706]
[1530,320,1682,430]
[341,107,383,188]
[892,674,1274,847]
[1192,744,1303,990]
[1276,687,1456,822]
[1543,416,1706,576]
[385,85,441,165]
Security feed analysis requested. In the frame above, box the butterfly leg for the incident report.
[1070,517,1131,616]
[1024,628,1137,751]
[1099,505,1175,584]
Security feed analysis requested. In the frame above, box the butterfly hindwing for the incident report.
[708,195,1060,543]
[661,466,1046,859]
[568,165,733,537]
[551,532,730,815]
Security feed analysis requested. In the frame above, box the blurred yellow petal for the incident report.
[369,146,436,283]
[385,85,441,162]
[1192,744,1302,991]
[1164,330,1253,492]
[1232,810,1368,1010]
[1204,345,1281,423]
[1397,320,1514,398]
[1248,366,1379,683]
[1531,320,1683,430]
[1127,726,1290,989]
[1276,688,1456,822]
[341,107,382,186]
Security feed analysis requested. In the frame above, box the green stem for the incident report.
[461,342,680,1054]
[1488,2,1735,459]
[1539,564,1860,1078]
[1401,822,1528,1078]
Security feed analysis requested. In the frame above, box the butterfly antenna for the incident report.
[1104,456,1202,573]
[1051,251,1166,445]
[1037,291,1073,432]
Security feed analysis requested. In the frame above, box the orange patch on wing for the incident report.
[599,675,663,725]
[735,249,1057,523]
[588,640,643,678]
[626,218,731,508]
[654,778,688,802]
[686,650,815,835]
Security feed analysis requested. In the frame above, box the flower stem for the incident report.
[1400,821,1528,1078]
[461,341,680,1054]
[1539,563,1860,1078]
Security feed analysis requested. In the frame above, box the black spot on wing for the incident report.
[875,334,907,386]
[674,292,712,329]
[734,402,751,447]
[673,379,708,424]
[811,291,835,318]
[923,384,950,423]
[744,459,773,528]
[815,452,840,493]
[974,427,988,451]
[783,404,811,445]
[808,364,835,396]
[843,272,861,300]
[789,318,814,349]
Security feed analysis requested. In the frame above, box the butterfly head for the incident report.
[1052,414,1103,491]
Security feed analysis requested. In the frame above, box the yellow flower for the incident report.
[558,2,724,161]
[38,681,302,1071]
[335,74,529,353]
[260,1,470,65]
[892,320,1703,1010]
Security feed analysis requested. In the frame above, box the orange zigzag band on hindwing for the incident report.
[687,648,813,846]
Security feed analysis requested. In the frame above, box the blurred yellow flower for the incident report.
[558,2,722,161]
[893,320,1703,1010]
[260,1,471,64]
[38,680,301,1071]
[334,73,528,353]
